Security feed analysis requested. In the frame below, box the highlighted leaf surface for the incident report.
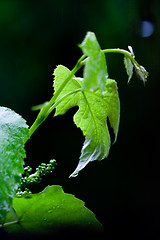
[0,107,29,223]
[5,185,102,237]
[53,65,120,177]
[80,31,108,93]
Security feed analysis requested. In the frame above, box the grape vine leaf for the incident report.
[4,185,103,237]
[0,107,29,223]
[124,56,134,83]
[53,65,120,177]
[79,31,108,93]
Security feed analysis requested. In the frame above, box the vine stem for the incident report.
[45,88,82,118]
[26,55,86,141]
[102,48,140,68]
[0,220,18,228]
[0,207,19,228]
[81,48,141,69]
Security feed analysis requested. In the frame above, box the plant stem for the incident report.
[0,220,18,228]
[102,48,140,67]
[27,55,86,140]
[45,88,82,118]
[79,48,141,68]
[0,207,19,228]
[102,48,148,84]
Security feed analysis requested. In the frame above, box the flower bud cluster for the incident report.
[16,159,56,197]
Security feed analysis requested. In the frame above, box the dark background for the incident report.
[0,0,160,239]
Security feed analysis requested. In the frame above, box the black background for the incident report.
[0,0,160,239]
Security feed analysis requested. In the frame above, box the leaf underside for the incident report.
[53,65,120,177]
[0,107,29,223]
[4,185,103,237]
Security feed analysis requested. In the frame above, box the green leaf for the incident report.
[134,64,148,84]
[79,31,108,93]
[124,56,134,83]
[4,185,103,237]
[53,65,120,177]
[0,107,29,223]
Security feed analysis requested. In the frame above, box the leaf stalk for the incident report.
[102,48,140,68]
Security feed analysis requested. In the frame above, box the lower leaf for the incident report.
[4,185,103,237]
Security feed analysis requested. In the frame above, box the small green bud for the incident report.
[49,159,56,164]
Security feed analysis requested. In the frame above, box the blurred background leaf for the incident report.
[0,0,160,238]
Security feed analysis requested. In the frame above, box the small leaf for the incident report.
[4,185,103,237]
[0,107,29,223]
[53,65,120,177]
[79,31,108,93]
[134,64,148,84]
[124,56,134,83]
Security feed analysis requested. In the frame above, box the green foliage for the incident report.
[0,107,29,223]
[4,185,103,237]
[0,31,148,236]
[53,65,120,177]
